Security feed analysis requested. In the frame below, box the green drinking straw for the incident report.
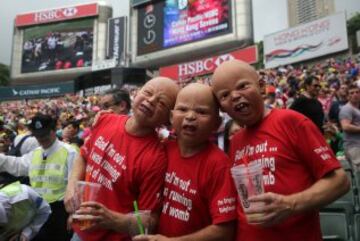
[133,200,145,235]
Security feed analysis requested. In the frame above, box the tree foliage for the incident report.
[0,63,10,86]
[254,41,264,70]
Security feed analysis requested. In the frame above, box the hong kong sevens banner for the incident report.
[264,12,348,69]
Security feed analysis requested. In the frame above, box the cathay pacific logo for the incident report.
[12,89,18,95]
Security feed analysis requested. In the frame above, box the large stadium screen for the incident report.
[137,0,231,55]
[21,18,94,73]
[163,0,231,47]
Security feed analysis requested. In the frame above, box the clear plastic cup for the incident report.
[127,210,153,237]
[231,161,264,220]
[72,181,101,230]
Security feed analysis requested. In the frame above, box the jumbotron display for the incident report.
[137,0,231,55]
[21,18,94,73]
[163,0,231,48]
[132,0,253,68]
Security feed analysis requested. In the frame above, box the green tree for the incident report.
[0,63,10,86]
[347,12,360,53]
[254,41,264,70]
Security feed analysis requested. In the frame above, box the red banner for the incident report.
[15,3,99,27]
[159,45,258,81]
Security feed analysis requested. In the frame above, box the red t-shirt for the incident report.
[77,114,167,241]
[158,140,237,236]
[230,109,341,241]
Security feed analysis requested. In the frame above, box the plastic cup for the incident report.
[231,161,264,220]
[72,181,101,230]
[127,210,153,237]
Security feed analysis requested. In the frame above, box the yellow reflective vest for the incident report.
[29,147,68,203]
[0,182,36,240]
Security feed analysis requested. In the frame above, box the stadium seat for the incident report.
[354,213,360,241]
[325,170,359,212]
[320,212,353,241]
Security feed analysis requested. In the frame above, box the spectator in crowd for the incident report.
[212,59,350,241]
[0,181,51,241]
[329,84,349,124]
[0,113,78,241]
[223,119,241,154]
[134,83,237,241]
[99,88,131,115]
[10,129,39,157]
[339,84,360,171]
[317,86,333,118]
[64,77,179,241]
[61,119,83,152]
[290,75,325,132]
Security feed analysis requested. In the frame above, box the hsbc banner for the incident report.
[137,2,165,55]
[107,17,127,62]
[159,45,258,81]
[15,3,99,27]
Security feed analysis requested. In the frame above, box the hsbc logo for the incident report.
[34,7,79,23]
[16,3,98,26]
[214,54,234,66]
[63,7,78,17]
[178,54,235,78]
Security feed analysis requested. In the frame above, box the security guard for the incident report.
[0,113,78,241]
[0,181,51,241]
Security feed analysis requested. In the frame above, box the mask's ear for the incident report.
[213,114,222,131]
[169,110,174,126]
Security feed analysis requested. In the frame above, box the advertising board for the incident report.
[264,12,348,68]
[159,45,257,80]
[137,0,231,55]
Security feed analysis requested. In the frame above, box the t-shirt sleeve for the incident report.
[339,105,352,121]
[206,157,237,224]
[138,148,167,212]
[293,118,341,180]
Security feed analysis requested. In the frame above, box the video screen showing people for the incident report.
[163,0,231,48]
[21,18,94,73]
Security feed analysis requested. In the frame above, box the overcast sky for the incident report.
[0,0,359,65]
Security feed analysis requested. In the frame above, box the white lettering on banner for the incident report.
[34,7,79,23]
[113,20,120,59]
[273,19,330,46]
[19,90,39,95]
[234,140,277,186]
[35,10,61,22]
[199,18,219,28]
[40,88,60,94]
[178,58,214,77]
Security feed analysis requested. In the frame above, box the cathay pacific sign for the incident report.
[11,87,61,96]
[0,82,74,101]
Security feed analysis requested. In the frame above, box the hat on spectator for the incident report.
[266,85,276,94]
[28,113,56,137]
